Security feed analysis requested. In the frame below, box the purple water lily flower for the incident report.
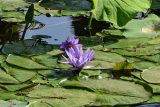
[60,37,80,51]
[62,46,95,71]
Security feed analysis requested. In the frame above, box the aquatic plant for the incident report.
[60,37,81,51]
[61,45,95,75]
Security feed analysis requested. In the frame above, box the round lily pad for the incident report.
[141,66,160,84]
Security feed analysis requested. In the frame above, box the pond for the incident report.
[0,0,160,107]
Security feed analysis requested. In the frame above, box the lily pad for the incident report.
[6,54,48,70]
[62,79,151,106]
[95,51,126,63]
[2,39,53,56]
[1,62,37,82]
[133,61,156,71]
[32,54,58,68]
[0,68,19,84]
[122,14,160,38]
[0,100,27,107]
[106,38,149,49]
[27,85,96,107]
[141,66,160,84]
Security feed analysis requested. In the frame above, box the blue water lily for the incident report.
[62,45,95,70]
[60,37,80,51]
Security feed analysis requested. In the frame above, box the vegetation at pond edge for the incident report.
[0,0,160,107]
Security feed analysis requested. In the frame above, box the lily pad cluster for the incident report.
[0,35,158,106]
[0,0,92,23]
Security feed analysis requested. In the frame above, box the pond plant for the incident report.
[60,37,95,75]
[0,0,160,107]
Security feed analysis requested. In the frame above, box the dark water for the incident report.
[135,104,160,107]
[24,15,108,44]
[0,15,108,44]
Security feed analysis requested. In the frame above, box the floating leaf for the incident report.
[79,36,102,50]
[27,85,96,107]
[0,91,25,101]
[0,100,27,107]
[6,54,48,70]
[32,54,57,68]
[31,35,52,39]
[133,61,156,71]
[140,54,160,63]
[2,39,53,56]
[106,38,149,49]
[62,79,151,106]
[122,14,160,38]
[1,62,37,82]
[0,83,34,91]
[141,66,160,84]
[80,69,101,77]
[88,60,115,69]
[147,95,160,103]
[0,68,19,84]
[95,51,126,63]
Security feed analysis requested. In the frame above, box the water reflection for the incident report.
[25,15,108,44]
[0,14,108,44]
[25,15,75,44]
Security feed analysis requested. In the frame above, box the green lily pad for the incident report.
[32,54,58,68]
[88,60,115,69]
[106,38,149,49]
[2,39,53,56]
[79,36,102,50]
[133,61,156,71]
[1,62,37,82]
[6,54,48,70]
[147,95,160,103]
[141,66,160,84]
[123,14,160,38]
[27,85,96,107]
[0,68,19,84]
[95,51,126,63]
[140,54,160,63]
[0,100,27,107]
[0,83,34,91]
[62,79,151,106]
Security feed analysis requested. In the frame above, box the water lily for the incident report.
[61,46,95,75]
[60,37,80,51]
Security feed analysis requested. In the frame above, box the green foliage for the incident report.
[6,54,48,69]
[141,66,160,84]
[122,14,160,38]
[62,79,151,106]
[92,0,151,26]
[0,100,27,107]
